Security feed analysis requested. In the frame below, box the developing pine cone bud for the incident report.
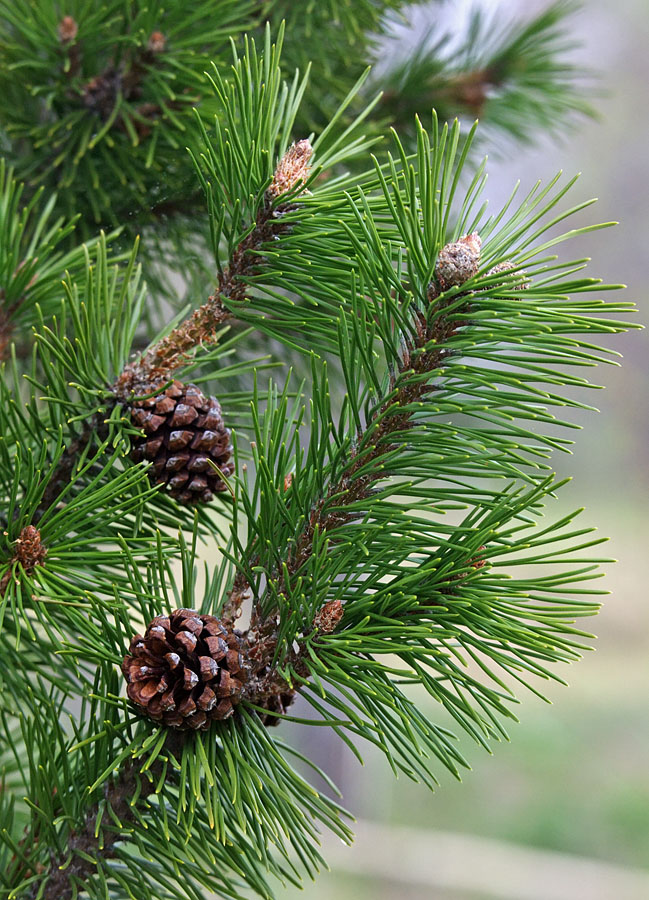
[13,525,48,571]
[1,525,48,597]
[267,140,313,199]
[486,260,530,290]
[58,15,78,42]
[147,31,166,54]
[122,609,247,730]
[435,233,482,289]
[314,599,344,633]
[469,546,487,569]
[130,380,233,505]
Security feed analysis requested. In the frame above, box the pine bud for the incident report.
[435,233,482,289]
[2,525,48,594]
[14,525,48,571]
[267,140,313,199]
[314,599,344,633]
[486,260,530,290]
[469,546,487,569]
[147,31,166,54]
[58,15,78,43]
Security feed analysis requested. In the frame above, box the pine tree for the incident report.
[0,4,638,900]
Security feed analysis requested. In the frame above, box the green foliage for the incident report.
[0,0,593,307]
[377,1,594,145]
[0,0,259,228]
[267,0,404,131]
[0,161,116,350]
[0,14,638,900]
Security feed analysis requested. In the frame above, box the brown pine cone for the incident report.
[122,609,247,730]
[129,380,234,505]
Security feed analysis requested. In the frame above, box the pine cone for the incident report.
[129,380,233,505]
[122,609,246,730]
[435,232,482,289]
[485,260,530,290]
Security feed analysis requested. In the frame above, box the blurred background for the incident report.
[281,0,648,897]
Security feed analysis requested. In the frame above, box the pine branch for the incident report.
[239,235,484,695]
[203,114,634,780]
[0,25,638,900]
[376,1,594,145]
[116,167,308,390]
[76,30,169,132]
[0,682,183,900]
[18,138,314,544]
[31,414,107,524]
[32,762,160,900]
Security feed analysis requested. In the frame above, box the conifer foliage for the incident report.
[0,4,637,900]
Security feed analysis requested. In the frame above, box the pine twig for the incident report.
[240,235,483,699]
[32,414,107,524]
[59,16,169,127]
[116,141,313,391]
[30,735,184,900]
[111,200,269,394]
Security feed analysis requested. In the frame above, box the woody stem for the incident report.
[115,196,283,393]
[32,730,185,900]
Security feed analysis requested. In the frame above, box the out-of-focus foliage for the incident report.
[0,1,593,304]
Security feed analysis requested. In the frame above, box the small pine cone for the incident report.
[122,609,247,730]
[267,139,313,199]
[435,233,482,289]
[58,15,78,43]
[486,260,530,290]
[129,380,233,505]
